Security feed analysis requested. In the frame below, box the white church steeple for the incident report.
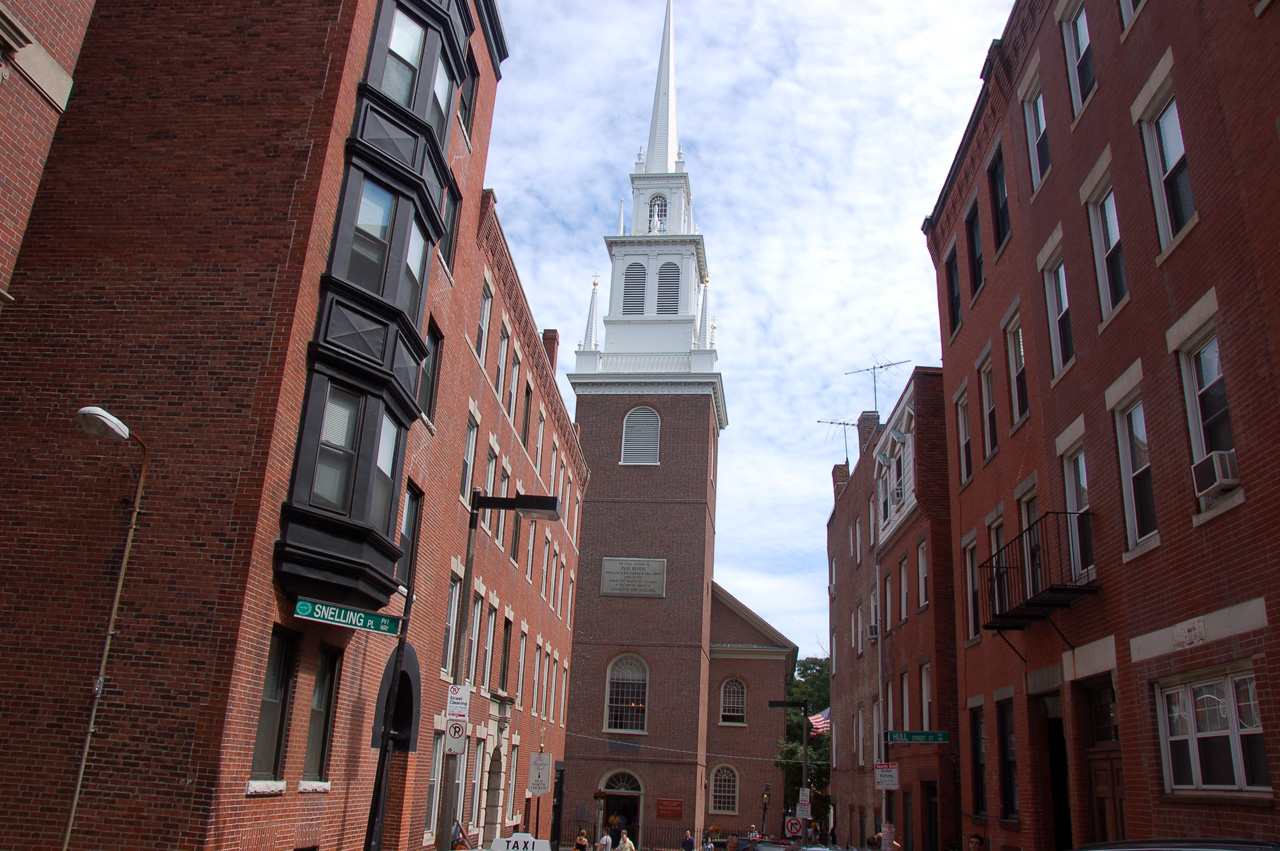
[570,0,726,431]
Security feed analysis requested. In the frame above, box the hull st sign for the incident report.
[294,598,401,636]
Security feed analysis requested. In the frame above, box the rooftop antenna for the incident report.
[846,359,910,411]
[818,418,856,467]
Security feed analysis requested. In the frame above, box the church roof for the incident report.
[644,0,680,174]
[710,581,799,657]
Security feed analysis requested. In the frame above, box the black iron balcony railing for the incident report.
[978,511,1099,630]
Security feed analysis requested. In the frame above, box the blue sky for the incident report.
[485,0,1016,660]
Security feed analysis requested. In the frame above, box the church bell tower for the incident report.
[563,0,728,841]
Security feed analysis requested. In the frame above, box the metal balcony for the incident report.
[978,511,1099,630]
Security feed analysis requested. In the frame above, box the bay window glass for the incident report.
[313,385,362,514]
[382,10,425,108]
[428,55,453,141]
[350,180,395,293]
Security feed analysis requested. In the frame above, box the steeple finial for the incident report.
[645,0,679,175]
[697,281,711,349]
[582,277,601,352]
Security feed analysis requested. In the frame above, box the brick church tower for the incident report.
[561,1,789,844]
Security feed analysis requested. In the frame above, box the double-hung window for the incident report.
[971,708,987,815]
[494,327,509,402]
[1187,335,1234,456]
[945,250,961,335]
[1159,671,1270,791]
[957,396,973,482]
[1024,88,1050,188]
[507,353,521,418]
[342,176,430,324]
[496,470,510,547]
[459,416,478,499]
[988,148,1011,248]
[1149,98,1195,242]
[417,323,443,419]
[303,647,342,781]
[1007,319,1028,421]
[442,577,460,673]
[1064,448,1094,576]
[380,9,425,108]
[966,208,984,295]
[1063,4,1096,113]
[481,449,497,528]
[475,283,493,366]
[965,544,980,638]
[1090,189,1127,314]
[1045,261,1074,372]
[311,382,402,535]
[426,54,454,142]
[917,542,928,607]
[251,630,297,781]
[1118,400,1157,545]
[980,361,999,457]
[997,700,1018,818]
[899,559,909,621]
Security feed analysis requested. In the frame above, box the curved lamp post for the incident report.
[63,407,148,851]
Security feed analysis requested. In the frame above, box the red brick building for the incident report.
[0,1,91,308]
[922,1,1280,847]
[0,1,586,849]
[562,2,795,846]
[827,370,958,851]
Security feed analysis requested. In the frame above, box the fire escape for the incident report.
[978,511,1099,635]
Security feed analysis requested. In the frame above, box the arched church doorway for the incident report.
[484,746,505,846]
[600,771,642,849]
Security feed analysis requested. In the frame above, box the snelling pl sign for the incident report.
[294,597,401,636]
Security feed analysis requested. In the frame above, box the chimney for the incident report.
[542,329,559,371]
[857,411,880,455]
[831,463,850,499]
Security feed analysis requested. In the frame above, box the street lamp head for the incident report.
[514,494,561,521]
[76,406,130,442]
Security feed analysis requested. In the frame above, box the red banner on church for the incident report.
[655,799,683,820]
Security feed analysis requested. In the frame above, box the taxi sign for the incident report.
[492,833,551,851]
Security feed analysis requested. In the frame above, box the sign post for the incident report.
[529,745,552,839]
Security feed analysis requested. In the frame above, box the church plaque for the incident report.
[601,558,667,598]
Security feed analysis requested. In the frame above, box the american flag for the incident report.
[808,707,831,734]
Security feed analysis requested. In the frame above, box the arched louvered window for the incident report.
[606,654,648,731]
[710,765,738,813]
[622,263,646,315]
[720,678,746,724]
[603,771,642,793]
[621,406,660,465]
[657,262,680,315]
[648,195,668,233]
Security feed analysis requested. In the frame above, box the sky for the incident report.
[484,0,1016,661]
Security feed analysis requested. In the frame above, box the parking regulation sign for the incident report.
[445,719,467,754]
[784,817,802,838]
[874,762,900,791]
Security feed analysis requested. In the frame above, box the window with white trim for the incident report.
[496,470,510,547]
[884,574,892,630]
[506,744,519,820]
[857,708,865,765]
[648,195,668,234]
[957,396,973,482]
[1007,318,1029,422]
[1024,88,1051,189]
[1064,448,1094,576]
[442,577,460,674]
[606,654,648,731]
[459,417,478,499]
[481,449,497,528]
[966,206,984,295]
[1063,4,1096,113]
[917,541,928,607]
[1119,0,1146,27]
[1118,400,1157,546]
[494,327,509,403]
[721,678,746,724]
[1045,261,1074,373]
[855,606,864,654]
[516,632,527,705]
[965,543,980,639]
[981,360,999,457]
[475,283,492,366]
[1142,97,1196,248]
[470,737,485,825]
[922,664,932,731]
[899,559,908,622]
[1183,334,1234,458]
[855,517,862,565]
[1090,188,1127,315]
[531,645,542,716]
[710,765,738,813]
[425,732,443,832]
[901,672,911,731]
[1159,670,1269,792]
[621,406,660,464]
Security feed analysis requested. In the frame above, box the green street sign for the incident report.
[294,597,401,636]
[885,730,950,744]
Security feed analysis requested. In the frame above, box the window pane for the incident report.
[321,387,360,449]
[370,412,399,532]
[389,10,424,67]
[351,182,395,292]
[1165,689,1189,737]
[1169,739,1194,787]
[1197,735,1235,786]
[1157,101,1186,172]
[399,219,426,318]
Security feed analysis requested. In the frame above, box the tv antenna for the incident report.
[818,418,857,467]
[847,359,910,411]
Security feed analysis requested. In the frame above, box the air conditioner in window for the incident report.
[1193,450,1239,498]
[865,624,879,642]
[891,485,904,504]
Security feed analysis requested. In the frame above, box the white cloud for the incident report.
[487,0,1015,660]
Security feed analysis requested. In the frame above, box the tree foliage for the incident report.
[773,656,831,822]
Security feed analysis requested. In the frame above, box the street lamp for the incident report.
[761,782,770,835]
[64,407,148,851]
[432,488,561,850]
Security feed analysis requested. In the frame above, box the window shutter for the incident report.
[657,262,680,314]
[621,406,660,464]
[622,263,646,315]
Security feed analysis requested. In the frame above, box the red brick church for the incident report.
[561,1,797,846]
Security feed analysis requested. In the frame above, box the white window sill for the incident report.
[298,780,331,794]
[618,461,660,466]
[245,780,286,797]
[436,248,456,287]
[1049,356,1077,388]
[1155,213,1200,267]
[1120,0,1151,41]
[1193,486,1246,528]
[1096,292,1131,336]
[1121,531,1161,563]
[1028,165,1053,205]
[1008,411,1030,437]
[718,721,747,728]
[1070,86,1098,133]
[603,728,648,736]
[420,412,438,435]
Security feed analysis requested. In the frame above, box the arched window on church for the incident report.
[606,653,648,731]
[648,195,668,233]
[710,765,738,814]
[621,407,660,465]
[622,263,646,315]
[720,678,746,724]
[656,262,680,315]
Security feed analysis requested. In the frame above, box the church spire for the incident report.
[644,0,679,175]
[582,277,601,351]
